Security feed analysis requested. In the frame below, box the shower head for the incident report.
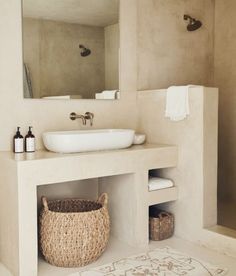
[184,14,202,31]
[79,44,91,57]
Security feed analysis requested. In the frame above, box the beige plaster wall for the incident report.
[135,0,236,254]
[138,88,216,239]
[105,24,119,90]
[137,0,215,90]
[137,88,236,256]
[0,0,137,152]
[23,18,105,99]
[214,0,236,202]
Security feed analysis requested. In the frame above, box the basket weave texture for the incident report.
[149,208,174,241]
[39,193,110,267]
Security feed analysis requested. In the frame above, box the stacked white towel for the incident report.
[42,95,71,99]
[95,90,120,100]
[42,95,83,100]
[165,85,194,121]
[148,177,174,191]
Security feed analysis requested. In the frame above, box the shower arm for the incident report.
[184,15,195,23]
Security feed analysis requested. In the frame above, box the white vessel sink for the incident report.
[43,129,135,153]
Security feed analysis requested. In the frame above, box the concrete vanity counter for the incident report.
[0,143,178,276]
[8,144,177,182]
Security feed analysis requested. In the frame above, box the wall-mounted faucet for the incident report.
[70,112,94,126]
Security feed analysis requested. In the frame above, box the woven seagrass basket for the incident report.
[39,193,110,267]
[149,207,174,241]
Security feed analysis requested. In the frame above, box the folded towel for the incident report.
[42,95,71,99]
[165,85,192,121]
[42,95,82,99]
[95,90,119,100]
[148,177,174,191]
[102,90,118,99]
[95,93,104,99]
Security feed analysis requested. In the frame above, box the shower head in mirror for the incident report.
[184,14,202,31]
[79,44,91,57]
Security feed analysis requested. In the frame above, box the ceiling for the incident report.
[23,0,119,27]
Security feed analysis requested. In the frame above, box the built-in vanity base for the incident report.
[0,144,178,276]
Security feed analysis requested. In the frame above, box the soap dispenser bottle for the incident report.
[25,126,35,153]
[13,127,24,153]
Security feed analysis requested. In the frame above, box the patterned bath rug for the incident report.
[69,247,227,276]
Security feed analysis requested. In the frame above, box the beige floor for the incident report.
[218,200,236,230]
[1,236,236,275]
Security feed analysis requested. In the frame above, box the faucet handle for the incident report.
[85,112,94,126]
[69,112,86,125]
[70,112,77,121]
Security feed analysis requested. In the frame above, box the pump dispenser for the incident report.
[25,126,35,152]
[14,127,24,153]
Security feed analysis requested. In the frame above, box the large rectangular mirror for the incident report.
[22,0,120,100]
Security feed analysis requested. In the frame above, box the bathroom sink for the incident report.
[43,129,135,153]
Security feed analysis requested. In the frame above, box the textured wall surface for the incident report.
[137,88,228,254]
[23,18,105,99]
[137,0,215,90]
[105,24,119,90]
[23,0,119,27]
[214,0,236,203]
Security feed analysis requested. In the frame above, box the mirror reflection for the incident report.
[22,0,120,100]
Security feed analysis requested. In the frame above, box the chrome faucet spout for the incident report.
[70,112,94,126]
[70,112,86,125]
[84,112,94,126]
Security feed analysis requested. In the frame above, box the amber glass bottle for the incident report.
[25,126,35,152]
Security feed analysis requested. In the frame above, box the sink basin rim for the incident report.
[43,129,135,153]
[43,129,134,136]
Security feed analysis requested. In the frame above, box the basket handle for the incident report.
[158,212,171,218]
[41,196,49,211]
[98,193,108,207]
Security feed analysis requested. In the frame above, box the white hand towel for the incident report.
[42,95,71,99]
[102,90,119,99]
[95,93,104,99]
[95,90,119,100]
[148,177,174,191]
[165,85,192,121]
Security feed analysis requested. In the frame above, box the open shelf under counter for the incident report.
[148,187,178,206]
[0,143,178,276]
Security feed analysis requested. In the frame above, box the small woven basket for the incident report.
[149,207,174,241]
[39,193,110,267]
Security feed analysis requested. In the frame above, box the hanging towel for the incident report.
[148,177,174,191]
[165,85,193,121]
[23,63,33,98]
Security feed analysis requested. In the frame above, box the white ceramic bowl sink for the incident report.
[43,129,135,153]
